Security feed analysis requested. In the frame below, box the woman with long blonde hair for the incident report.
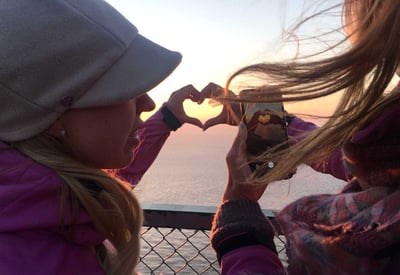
[210,0,400,273]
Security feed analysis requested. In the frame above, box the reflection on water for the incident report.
[133,124,346,273]
[134,124,346,211]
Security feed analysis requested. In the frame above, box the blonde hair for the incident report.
[225,0,400,184]
[12,133,142,275]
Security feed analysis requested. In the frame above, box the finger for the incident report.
[236,122,248,155]
[202,111,227,131]
[186,117,203,128]
[169,85,198,102]
[167,85,200,119]
[226,123,248,162]
[203,118,220,131]
[224,123,271,201]
[200,82,224,99]
[188,90,203,104]
[225,123,252,194]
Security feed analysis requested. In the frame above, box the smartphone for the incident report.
[241,95,289,176]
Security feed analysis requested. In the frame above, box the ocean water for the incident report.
[133,124,346,274]
[134,124,346,211]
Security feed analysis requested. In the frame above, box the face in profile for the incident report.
[48,94,155,169]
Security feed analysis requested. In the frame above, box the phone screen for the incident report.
[241,100,289,175]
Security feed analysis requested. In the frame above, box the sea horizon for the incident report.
[133,124,346,211]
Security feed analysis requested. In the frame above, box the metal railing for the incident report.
[136,203,287,274]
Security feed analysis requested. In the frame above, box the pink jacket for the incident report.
[0,110,170,274]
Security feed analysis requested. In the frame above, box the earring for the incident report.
[60,129,66,137]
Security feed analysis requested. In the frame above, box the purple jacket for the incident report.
[0,142,105,274]
[0,110,171,274]
[287,117,349,181]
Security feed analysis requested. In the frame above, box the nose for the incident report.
[137,94,156,113]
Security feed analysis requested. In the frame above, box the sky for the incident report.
[106,0,346,122]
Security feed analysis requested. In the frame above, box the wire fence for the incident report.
[136,203,287,274]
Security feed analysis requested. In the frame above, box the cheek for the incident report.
[64,122,134,169]
[61,102,138,169]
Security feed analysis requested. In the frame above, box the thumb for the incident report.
[185,117,204,128]
[203,117,221,131]
[202,111,227,131]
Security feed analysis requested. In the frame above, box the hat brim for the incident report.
[76,34,182,108]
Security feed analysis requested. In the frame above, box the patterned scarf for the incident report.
[277,102,400,274]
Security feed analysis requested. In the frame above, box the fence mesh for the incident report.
[137,226,287,274]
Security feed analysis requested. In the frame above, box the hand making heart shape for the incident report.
[200,83,242,130]
[165,82,242,131]
[164,82,297,181]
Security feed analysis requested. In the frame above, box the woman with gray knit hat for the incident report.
[0,0,203,274]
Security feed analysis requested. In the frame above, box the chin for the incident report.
[95,156,133,170]
[114,153,134,169]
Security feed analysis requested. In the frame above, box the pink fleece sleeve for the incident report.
[220,245,285,275]
[117,109,171,186]
[288,117,350,181]
[0,149,105,275]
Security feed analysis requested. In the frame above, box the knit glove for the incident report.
[211,199,277,263]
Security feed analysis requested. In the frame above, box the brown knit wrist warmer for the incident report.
[211,200,277,264]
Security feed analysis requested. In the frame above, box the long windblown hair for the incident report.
[225,0,400,184]
[12,133,142,275]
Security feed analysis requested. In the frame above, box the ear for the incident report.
[45,118,65,139]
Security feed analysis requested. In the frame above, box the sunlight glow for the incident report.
[106,0,347,121]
